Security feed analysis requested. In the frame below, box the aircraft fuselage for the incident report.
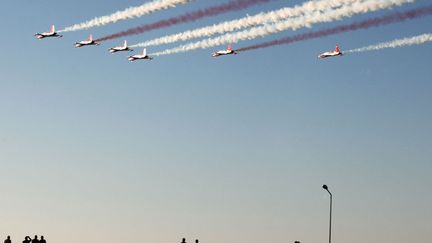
[75,42,100,48]
[35,33,62,39]
[318,51,343,59]
[128,56,152,61]
[109,47,132,53]
[212,49,237,57]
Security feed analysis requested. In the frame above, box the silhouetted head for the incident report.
[7,236,10,240]
[41,236,44,240]
[181,238,186,243]
[34,235,38,239]
[294,241,301,243]
[195,240,198,243]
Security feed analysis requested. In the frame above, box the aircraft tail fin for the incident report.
[143,48,147,56]
[227,44,233,51]
[51,25,55,33]
[89,34,93,41]
[335,44,340,52]
[124,40,128,48]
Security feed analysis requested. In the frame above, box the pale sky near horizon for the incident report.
[1,1,431,243]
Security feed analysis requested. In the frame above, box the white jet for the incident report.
[109,40,133,53]
[35,25,62,39]
[75,34,100,48]
[318,44,343,58]
[128,48,153,61]
[212,44,237,57]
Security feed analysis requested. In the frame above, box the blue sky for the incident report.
[0,1,431,243]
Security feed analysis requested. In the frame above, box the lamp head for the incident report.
[322,184,328,190]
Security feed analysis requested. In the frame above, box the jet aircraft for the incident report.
[35,25,62,39]
[318,44,343,58]
[109,40,133,53]
[128,48,153,61]
[75,34,100,48]
[212,44,237,57]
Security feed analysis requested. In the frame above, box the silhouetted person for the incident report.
[4,236,11,243]
[181,238,186,243]
[31,236,39,243]
[195,239,199,243]
[39,237,45,243]
[22,236,31,243]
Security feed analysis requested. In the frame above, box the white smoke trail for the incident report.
[59,0,192,33]
[131,0,362,48]
[150,0,414,56]
[345,33,432,53]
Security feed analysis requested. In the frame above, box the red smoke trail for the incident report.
[237,5,432,52]
[96,0,271,42]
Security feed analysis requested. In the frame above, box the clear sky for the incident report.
[1,1,431,243]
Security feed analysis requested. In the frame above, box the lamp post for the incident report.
[322,184,332,243]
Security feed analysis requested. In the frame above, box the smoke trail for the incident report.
[345,33,432,53]
[237,5,432,52]
[95,0,272,42]
[150,0,415,56]
[131,0,362,48]
[58,0,192,33]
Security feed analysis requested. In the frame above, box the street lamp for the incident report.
[322,184,332,243]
